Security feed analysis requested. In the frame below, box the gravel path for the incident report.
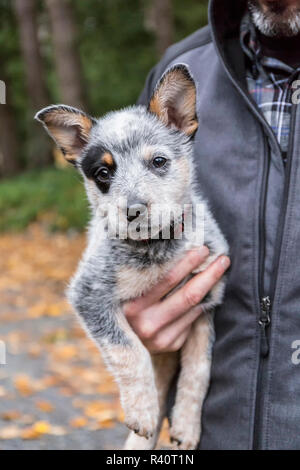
[0,227,128,450]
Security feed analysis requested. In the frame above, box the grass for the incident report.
[0,168,89,232]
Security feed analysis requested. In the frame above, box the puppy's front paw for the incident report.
[170,425,200,450]
[170,411,201,450]
[124,431,158,450]
[123,391,159,439]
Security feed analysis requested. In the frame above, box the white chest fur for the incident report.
[116,259,176,302]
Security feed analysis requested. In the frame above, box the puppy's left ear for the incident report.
[35,105,96,164]
[149,65,198,136]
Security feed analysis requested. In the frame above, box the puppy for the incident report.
[35,65,229,450]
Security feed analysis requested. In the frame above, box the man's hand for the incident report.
[124,246,230,354]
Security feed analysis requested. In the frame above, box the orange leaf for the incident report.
[1,410,21,421]
[35,400,54,413]
[69,416,88,428]
[14,374,34,396]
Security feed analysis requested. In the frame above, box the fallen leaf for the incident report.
[49,425,67,436]
[53,344,77,361]
[35,400,54,413]
[0,425,21,440]
[59,387,74,397]
[21,421,51,440]
[83,401,115,419]
[1,410,21,421]
[19,415,35,425]
[70,416,88,428]
[14,374,34,396]
[28,344,42,358]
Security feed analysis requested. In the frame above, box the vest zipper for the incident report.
[253,137,271,450]
[253,103,297,449]
[259,296,271,358]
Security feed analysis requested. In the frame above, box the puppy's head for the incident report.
[35,65,198,241]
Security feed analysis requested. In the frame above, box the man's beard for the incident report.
[248,0,300,37]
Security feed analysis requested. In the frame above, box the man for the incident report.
[124,0,300,450]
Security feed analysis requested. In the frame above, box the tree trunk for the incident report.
[0,77,21,177]
[0,105,21,177]
[144,0,174,57]
[45,0,86,110]
[14,0,49,109]
[13,0,52,167]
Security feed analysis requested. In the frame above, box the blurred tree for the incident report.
[0,78,21,177]
[0,0,209,179]
[14,0,49,109]
[0,102,20,177]
[144,0,174,57]
[0,1,21,177]
[45,0,86,110]
[13,0,52,167]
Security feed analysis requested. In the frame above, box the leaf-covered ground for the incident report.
[0,225,170,450]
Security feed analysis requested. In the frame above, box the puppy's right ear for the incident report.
[148,65,198,136]
[35,105,96,164]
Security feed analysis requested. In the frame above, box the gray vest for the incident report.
[138,0,300,450]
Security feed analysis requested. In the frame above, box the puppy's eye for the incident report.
[95,167,110,182]
[152,157,167,168]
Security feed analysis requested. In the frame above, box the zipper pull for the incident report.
[259,296,271,357]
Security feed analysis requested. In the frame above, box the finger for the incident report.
[146,305,203,353]
[124,246,209,318]
[143,255,230,330]
[147,327,191,354]
[167,327,191,352]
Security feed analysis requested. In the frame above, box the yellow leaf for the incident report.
[21,421,51,440]
[33,421,51,434]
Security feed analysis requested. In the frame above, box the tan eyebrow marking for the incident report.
[101,152,114,166]
[143,148,154,161]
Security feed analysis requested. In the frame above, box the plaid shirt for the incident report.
[240,15,300,163]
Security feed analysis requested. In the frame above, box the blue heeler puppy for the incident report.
[35,65,229,450]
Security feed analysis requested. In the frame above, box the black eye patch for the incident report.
[81,145,116,193]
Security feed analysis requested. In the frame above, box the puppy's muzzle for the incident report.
[127,202,147,222]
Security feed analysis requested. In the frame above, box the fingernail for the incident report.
[220,256,230,269]
[198,245,209,256]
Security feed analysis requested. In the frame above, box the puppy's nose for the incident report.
[127,202,147,222]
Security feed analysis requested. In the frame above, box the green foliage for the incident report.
[72,0,209,115]
[0,168,89,232]
[74,0,156,115]
[174,0,209,41]
[0,0,209,231]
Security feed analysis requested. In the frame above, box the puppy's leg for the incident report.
[101,325,159,440]
[170,312,214,450]
[68,276,159,440]
[124,352,179,450]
